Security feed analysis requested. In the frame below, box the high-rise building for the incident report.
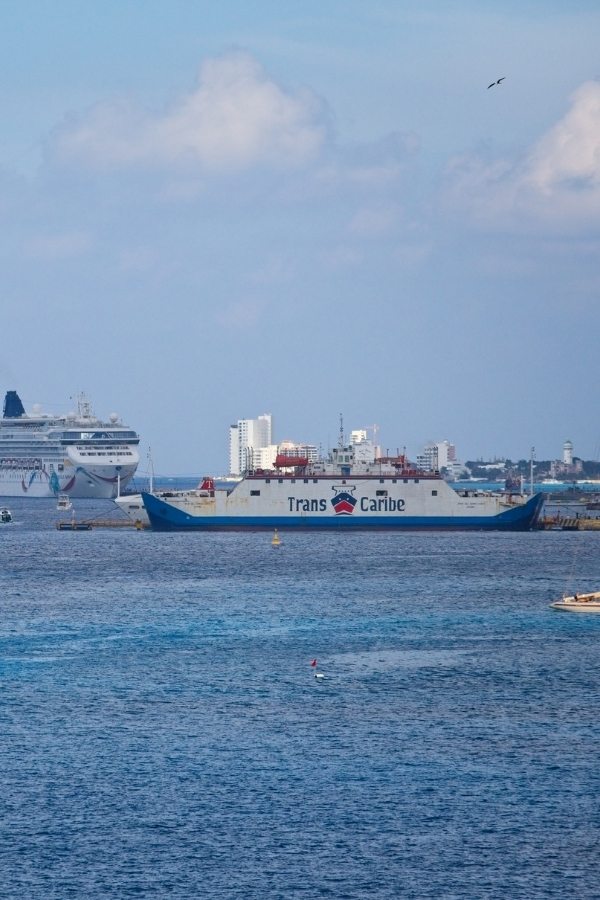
[417,440,456,472]
[229,414,272,475]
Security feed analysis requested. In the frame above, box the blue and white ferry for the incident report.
[142,437,543,531]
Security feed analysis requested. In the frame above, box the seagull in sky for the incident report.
[487,76,506,89]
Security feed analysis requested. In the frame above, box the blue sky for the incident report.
[2,1,600,473]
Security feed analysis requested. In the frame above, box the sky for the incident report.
[2,1,600,475]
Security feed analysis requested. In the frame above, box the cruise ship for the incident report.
[142,437,544,531]
[0,390,140,498]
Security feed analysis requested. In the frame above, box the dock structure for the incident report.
[540,516,600,531]
[56,517,148,531]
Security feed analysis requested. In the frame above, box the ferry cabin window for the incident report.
[250,490,260,496]
[379,478,385,484]
[265,478,270,483]
[304,478,309,484]
[431,490,438,496]
[278,479,283,484]
[313,479,318,484]
[376,490,388,497]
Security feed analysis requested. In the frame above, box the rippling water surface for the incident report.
[1,499,599,898]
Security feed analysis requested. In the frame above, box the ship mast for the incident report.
[338,413,344,449]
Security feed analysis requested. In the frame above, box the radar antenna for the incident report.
[338,413,344,449]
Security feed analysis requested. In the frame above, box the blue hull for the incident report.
[142,492,544,532]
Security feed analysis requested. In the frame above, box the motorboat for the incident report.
[550,591,600,612]
[57,493,72,511]
[0,507,12,523]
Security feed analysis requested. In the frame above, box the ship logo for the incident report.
[331,485,357,516]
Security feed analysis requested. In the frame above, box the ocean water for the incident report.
[1,499,599,899]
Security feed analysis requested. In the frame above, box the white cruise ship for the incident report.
[0,390,140,498]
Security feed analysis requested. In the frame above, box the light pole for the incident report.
[530,447,535,496]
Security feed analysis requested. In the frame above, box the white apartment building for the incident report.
[278,440,319,463]
[253,440,319,471]
[229,414,272,475]
[416,440,463,476]
[417,440,456,471]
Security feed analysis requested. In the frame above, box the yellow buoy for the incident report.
[272,528,281,548]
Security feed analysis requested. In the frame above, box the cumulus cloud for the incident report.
[24,231,92,260]
[54,53,328,172]
[216,294,269,328]
[526,81,600,193]
[317,131,420,191]
[348,205,398,237]
[443,80,600,230]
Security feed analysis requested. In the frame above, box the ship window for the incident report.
[379,478,385,484]
[304,479,309,484]
[376,490,388,497]
[58,464,64,472]
[291,479,296,484]
[403,479,409,484]
[432,490,438,496]
[414,479,419,483]
[250,490,260,496]
[265,478,270,483]
[278,479,283,484]
[313,479,318,484]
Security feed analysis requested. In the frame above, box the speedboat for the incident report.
[0,507,12,523]
[550,591,600,612]
[57,493,72,511]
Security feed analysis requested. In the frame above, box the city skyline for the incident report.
[224,412,585,479]
[2,2,600,472]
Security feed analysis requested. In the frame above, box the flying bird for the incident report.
[487,77,506,89]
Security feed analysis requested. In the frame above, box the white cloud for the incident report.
[24,231,92,260]
[54,53,328,172]
[443,80,600,230]
[526,81,600,193]
[316,132,419,192]
[348,205,398,237]
[216,294,269,328]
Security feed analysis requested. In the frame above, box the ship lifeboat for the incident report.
[274,455,309,468]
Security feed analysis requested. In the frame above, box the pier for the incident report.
[56,517,147,530]
[539,516,600,531]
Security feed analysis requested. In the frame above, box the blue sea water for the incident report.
[1,499,599,899]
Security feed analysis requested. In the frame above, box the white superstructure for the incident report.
[0,390,139,498]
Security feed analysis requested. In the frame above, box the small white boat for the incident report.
[56,493,72,511]
[0,507,12,523]
[550,591,600,612]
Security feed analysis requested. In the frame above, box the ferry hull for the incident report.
[142,490,544,532]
